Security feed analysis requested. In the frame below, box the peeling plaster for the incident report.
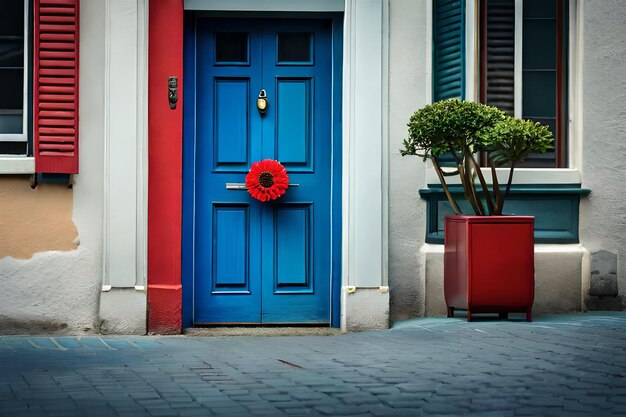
[0,176,78,260]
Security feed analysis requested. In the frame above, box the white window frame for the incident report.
[514,0,522,118]
[0,0,29,143]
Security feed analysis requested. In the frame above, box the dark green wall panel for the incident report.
[420,184,590,244]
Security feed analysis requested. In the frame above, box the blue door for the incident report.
[192,18,334,324]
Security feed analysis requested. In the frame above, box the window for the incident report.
[215,32,249,64]
[480,0,568,167]
[432,0,569,168]
[0,0,30,155]
[277,32,313,64]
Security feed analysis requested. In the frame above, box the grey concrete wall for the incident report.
[387,0,429,321]
[0,1,106,334]
[579,0,626,306]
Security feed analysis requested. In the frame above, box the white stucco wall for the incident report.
[0,1,106,334]
[579,0,626,302]
[387,0,429,320]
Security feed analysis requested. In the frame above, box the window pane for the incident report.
[215,32,248,63]
[523,0,556,18]
[0,41,24,67]
[0,0,25,137]
[0,0,24,37]
[0,114,23,134]
[277,32,312,63]
[522,71,556,118]
[523,20,556,70]
[519,0,565,167]
[0,69,23,110]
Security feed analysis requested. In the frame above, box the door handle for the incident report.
[225,183,247,190]
[225,182,299,190]
[257,89,268,115]
[168,76,178,109]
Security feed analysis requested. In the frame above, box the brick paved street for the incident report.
[1,312,626,416]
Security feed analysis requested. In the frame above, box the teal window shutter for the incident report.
[433,0,466,101]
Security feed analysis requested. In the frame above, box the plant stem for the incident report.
[460,154,484,216]
[469,155,494,215]
[489,158,502,215]
[465,152,484,215]
[469,168,484,215]
[501,162,515,213]
[431,157,463,215]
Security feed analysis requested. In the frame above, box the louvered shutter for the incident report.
[483,0,515,115]
[433,0,465,101]
[34,0,79,174]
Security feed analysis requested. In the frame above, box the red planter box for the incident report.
[444,215,535,321]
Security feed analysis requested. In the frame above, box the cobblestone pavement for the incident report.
[1,312,626,417]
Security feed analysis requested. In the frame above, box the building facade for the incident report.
[0,0,624,334]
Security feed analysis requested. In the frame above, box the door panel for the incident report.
[274,204,312,289]
[276,79,311,166]
[194,18,332,324]
[214,79,249,166]
[195,202,262,323]
[213,205,249,289]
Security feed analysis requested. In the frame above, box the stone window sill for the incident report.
[425,163,582,185]
[0,157,35,174]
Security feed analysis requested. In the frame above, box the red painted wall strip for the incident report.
[34,0,80,174]
[147,0,184,334]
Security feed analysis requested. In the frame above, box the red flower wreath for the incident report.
[245,159,290,202]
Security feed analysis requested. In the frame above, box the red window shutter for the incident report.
[34,0,79,174]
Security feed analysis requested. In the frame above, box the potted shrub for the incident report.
[401,99,553,321]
